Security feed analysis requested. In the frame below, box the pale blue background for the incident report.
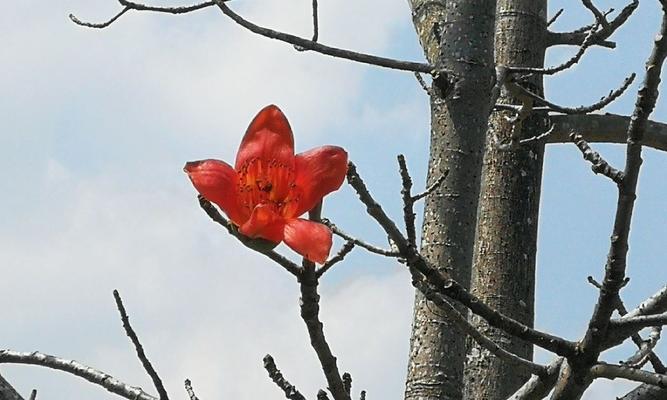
[1,1,665,399]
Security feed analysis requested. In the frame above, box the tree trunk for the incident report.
[404,1,496,399]
[463,1,547,399]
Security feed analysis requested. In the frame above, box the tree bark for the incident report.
[404,1,496,399]
[0,373,25,400]
[463,1,546,399]
[619,383,667,400]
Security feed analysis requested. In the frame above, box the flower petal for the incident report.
[291,146,348,217]
[184,159,246,224]
[239,204,285,243]
[283,218,333,264]
[235,105,295,171]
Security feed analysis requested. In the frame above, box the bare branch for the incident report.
[27,390,36,400]
[547,9,564,27]
[113,290,169,400]
[547,0,638,48]
[317,390,331,400]
[70,1,215,28]
[316,240,355,278]
[590,363,667,388]
[508,22,599,75]
[413,279,548,376]
[611,312,667,333]
[299,208,350,400]
[346,162,578,358]
[70,7,130,29]
[622,328,662,369]
[262,355,307,400]
[505,358,563,400]
[322,220,399,257]
[397,155,418,247]
[0,350,157,400]
[212,1,436,74]
[514,73,635,114]
[411,171,449,202]
[581,0,610,30]
[184,379,200,400]
[570,132,625,183]
[197,196,303,278]
[549,113,667,152]
[580,6,667,358]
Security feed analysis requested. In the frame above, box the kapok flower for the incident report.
[184,105,348,264]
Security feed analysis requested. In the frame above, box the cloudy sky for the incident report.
[1,1,666,399]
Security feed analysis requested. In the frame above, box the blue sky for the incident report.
[1,1,665,399]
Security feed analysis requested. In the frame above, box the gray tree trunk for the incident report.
[404,1,496,399]
[463,1,547,399]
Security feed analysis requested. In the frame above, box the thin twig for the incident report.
[316,240,355,278]
[570,132,625,184]
[514,73,635,114]
[581,0,610,30]
[547,0,638,48]
[184,379,200,400]
[263,355,307,400]
[212,0,436,74]
[113,290,169,400]
[411,171,449,202]
[197,196,303,277]
[27,390,36,400]
[397,155,417,247]
[321,220,399,257]
[413,279,548,376]
[317,390,331,400]
[346,162,578,358]
[0,350,157,400]
[547,9,564,27]
[518,124,557,145]
[508,22,599,75]
[70,1,215,28]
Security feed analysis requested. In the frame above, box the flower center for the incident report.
[238,158,299,217]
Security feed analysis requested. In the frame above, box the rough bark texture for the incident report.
[619,384,667,400]
[404,1,496,399]
[463,1,546,399]
[0,373,25,400]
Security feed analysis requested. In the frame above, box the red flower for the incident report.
[184,105,348,264]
